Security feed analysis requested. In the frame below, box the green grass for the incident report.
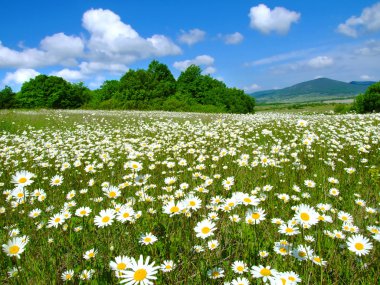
[0,110,379,284]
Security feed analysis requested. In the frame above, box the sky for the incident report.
[1,0,380,92]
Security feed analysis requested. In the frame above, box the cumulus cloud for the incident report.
[3,68,40,85]
[51,69,85,81]
[355,39,380,56]
[249,4,300,34]
[173,55,215,73]
[307,56,334,68]
[82,9,181,64]
[243,83,261,93]
[360,74,373,80]
[220,32,244,45]
[337,2,380,37]
[178,29,206,45]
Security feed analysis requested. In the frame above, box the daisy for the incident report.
[50,175,63,186]
[275,271,302,284]
[110,255,131,272]
[347,234,373,256]
[94,209,115,228]
[184,195,202,211]
[2,236,28,258]
[231,277,250,285]
[294,204,319,226]
[207,267,225,279]
[160,260,175,272]
[61,270,74,281]
[11,170,34,187]
[29,208,42,218]
[139,233,158,245]
[292,245,313,261]
[103,186,121,199]
[11,187,28,202]
[279,222,300,236]
[47,213,65,228]
[231,260,248,274]
[245,208,266,225]
[207,239,219,250]
[83,248,98,260]
[311,255,327,266]
[117,206,136,223]
[251,265,277,283]
[194,219,216,239]
[80,269,95,280]
[162,201,182,216]
[120,255,159,284]
[75,206,92,217]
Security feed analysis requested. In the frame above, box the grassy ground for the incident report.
[0,110,379,284]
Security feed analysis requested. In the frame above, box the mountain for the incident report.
[251,78,373,103]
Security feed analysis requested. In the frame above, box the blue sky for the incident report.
[1,0,380,92]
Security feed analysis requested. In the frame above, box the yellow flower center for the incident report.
[236,265,244,272]
[123,212,130,218]
[170,206,179,213]
[252,213,260,219]
[17,193,24,198]
[289,276,296,281]
[189,201,196,206]
[133,269,147,281]
[65,274,72,280]
[313,257,321,263]
[300,212,310,221]
[18,177,27,183]
[80,210,86,215]
[144,237,152,243]
[260,268,271,276]
[102,216,110,223]
[54,179,60,184]
[285,228,294,233]
[109,191,116,198]
[165,265,172,269]
[299,251,306,257]
[280,248,287,253]
[117,262,127,270]
[201,227,210,234]
[89,252,94,258]
[212,271,220,277]
[9,245,20,254]
[55,217,61,223]
[243,198,251,203]
[355,243,364,250]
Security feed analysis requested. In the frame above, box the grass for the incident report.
[0,110,379,284]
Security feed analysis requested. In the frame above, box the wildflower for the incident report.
[110,255,131,272]
[251,265,277,283]
[232,260,248,274]
[231,277,250,285]
[2,236,28,258]
[160,260,175,272]
[11,170,34,187]
[279,222,300,236]
[245,208,266,224]
[312,255,327,266]
[347,234,373,256]
[120,255,159,284]
[75,206,92,217]
[117,206,136,223]
[50,175,63,186]
[94,209,115,228]
[194,219,216,239]
[80,269,95,280]
[207,239,219,250]
[47,213,65,228]
[83,248,98,260]
[208,267,225,279]
[294,204,319,226]
[61,270,74,281]
[140,233,158,245]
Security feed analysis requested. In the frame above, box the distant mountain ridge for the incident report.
[251,78,375,103]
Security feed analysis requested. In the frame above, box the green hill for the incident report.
[251,78,374,103]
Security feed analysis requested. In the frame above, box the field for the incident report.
[0,110,379,284]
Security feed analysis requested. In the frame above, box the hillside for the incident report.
[251,78,373,103]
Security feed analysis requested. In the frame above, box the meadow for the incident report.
[0,109,379,284]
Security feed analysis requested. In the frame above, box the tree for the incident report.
[0,86,16,109]
[16,75,90,109]
[353,81,380,113]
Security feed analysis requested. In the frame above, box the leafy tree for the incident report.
[353,81,380,113]
[16,75,90,109]
[0,86,16,109]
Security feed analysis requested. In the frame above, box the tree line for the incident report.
[0,60,256,114]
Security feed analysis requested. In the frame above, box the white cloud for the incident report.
[337,2,380,37]
[221,32,244,45]
[245,48,316,66]
[243,83,261,93]
[355,39,380,56]
[40,33,84,60]
[203,66,216,75]
[360,74,373,80]
[51,69,85,81]
[3,68,40,85]
[307,56,334,68]
[249,4,300,34]
[173,55,215,71]
[82,9,181,64]
[178,29,206,45]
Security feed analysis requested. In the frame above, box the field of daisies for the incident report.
[0,110,379,285]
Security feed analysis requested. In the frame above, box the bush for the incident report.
[353,82,380,113]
